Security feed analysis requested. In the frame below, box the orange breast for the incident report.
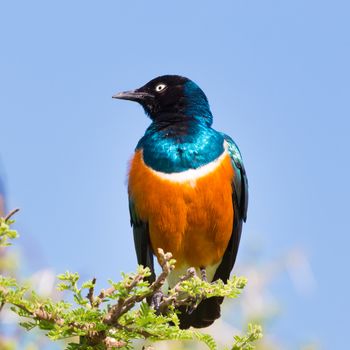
[128,150,235,268]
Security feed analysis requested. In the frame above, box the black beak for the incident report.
[112,90,153,103]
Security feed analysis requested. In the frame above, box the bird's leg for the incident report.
[185,267,207,314]
[186,297,198,314]
[200,267,207,282]
[151,291,164,314]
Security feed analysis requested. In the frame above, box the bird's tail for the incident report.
[177,296,224,329]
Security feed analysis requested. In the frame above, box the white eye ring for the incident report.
[155,83,167,92]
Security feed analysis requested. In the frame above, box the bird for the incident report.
[113,75,248,329]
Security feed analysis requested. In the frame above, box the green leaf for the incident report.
[0,220,262,350]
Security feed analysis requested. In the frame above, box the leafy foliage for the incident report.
[0,209,19,247]
[0,212,262,349]
[232,324,263,350]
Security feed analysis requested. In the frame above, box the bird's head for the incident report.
[113,75,213,125]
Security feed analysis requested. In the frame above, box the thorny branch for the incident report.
[0,209,259,350]
[159,266,197,313]
[0,248,208,347]
[103,249,174,326]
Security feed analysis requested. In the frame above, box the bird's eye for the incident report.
[155,83,167,92]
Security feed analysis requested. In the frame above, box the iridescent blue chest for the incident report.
[136,121,224,173]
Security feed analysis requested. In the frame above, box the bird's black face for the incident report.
[113,75,196,119]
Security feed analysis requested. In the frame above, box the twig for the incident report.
[87,277,97,308]
[11,301,66,327]
[4,208,20,221]
[0,301,5,312]
[97,286,116,301]
[103,274,144,325]
[115,323,152,338]
[159,267,196,313]
[149,249,174,293]
[103,248,175,326]
[104,337,127,349]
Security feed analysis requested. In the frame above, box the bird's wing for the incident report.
[213,133,248,282]
[177,134,248,329]
[129,197,156,283]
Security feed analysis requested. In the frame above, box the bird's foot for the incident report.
[151,291,164,314]
[200,267,207,282]
[186,295,201,314]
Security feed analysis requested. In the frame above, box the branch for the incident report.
[103,249,174,326]
[159,267,196,313]
[4,208,20,221]
[86,277,96,308]
[0,216,256,350]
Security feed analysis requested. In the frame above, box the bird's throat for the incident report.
[137,122,225,174]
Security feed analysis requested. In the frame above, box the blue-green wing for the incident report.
[213,133,248,282]
[224,134,248,222]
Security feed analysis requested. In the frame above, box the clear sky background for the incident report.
[1,1,349,349]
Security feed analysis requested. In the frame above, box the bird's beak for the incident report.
[112,90,153,103]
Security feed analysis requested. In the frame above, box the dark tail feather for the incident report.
[177,296,224,329]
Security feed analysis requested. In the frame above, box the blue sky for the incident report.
[1,1,349,348]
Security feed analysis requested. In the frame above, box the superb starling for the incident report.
[113,75,248,328]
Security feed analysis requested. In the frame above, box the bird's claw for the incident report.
[151,291,164,313]
[200,267,207,282]
[186,296,200,314]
